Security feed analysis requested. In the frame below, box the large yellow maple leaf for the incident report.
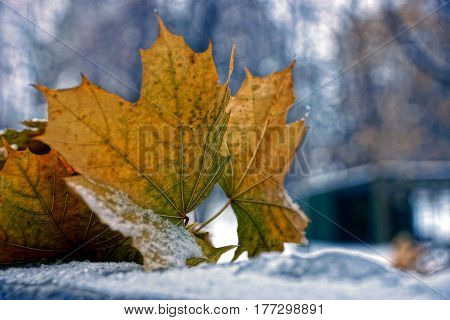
[36,16,233,223]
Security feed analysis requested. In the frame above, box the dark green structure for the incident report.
[290,161,450,243]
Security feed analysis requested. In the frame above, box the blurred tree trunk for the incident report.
[385,7,450,85]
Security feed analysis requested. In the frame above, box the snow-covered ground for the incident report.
[1,249,449,299]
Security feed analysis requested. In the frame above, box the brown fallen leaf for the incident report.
[392,232,423,272]
[0,144,141,265]
[66,176,235,270]
[218,63,309,259]
[36,16,233,225]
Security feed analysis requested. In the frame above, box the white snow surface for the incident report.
[1,250,449,299]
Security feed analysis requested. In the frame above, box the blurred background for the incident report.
[0,0,449,272]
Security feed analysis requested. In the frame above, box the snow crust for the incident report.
[1,250,448,299]
[29,118,47,122]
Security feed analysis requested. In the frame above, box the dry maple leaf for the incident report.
[0,144,141,265]
[219,63,309,259]
[36,16,233,224]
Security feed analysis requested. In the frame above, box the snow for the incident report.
[284,190,309,223]
[1,249,448,299]
[29,118,47,123]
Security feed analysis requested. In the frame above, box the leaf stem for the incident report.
[195,198,232,232]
